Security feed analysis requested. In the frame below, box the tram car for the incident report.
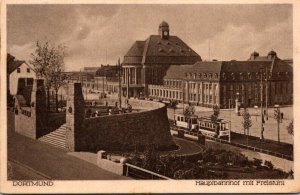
[174,114,198,131]
[197,116,230,138]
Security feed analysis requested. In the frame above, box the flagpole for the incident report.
[118,58,122,109]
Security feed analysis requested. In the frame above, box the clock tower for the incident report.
[159,21,169,40]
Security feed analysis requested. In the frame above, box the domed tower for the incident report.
[250,51,259,60]
[159,21,169,40]
[268,50,277,59]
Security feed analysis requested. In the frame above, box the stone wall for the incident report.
[66,83,175,152]
[14,79,47,139]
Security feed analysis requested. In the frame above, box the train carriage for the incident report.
[174,114,198,131]
[198,116,230,138]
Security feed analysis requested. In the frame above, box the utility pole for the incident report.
[265,66,268,120]
[85,72,87,100]
[182,81,185,114]
[229,99,231,143]
[260,66,264,140]
[274,105,281,144]
[118,58,122,109]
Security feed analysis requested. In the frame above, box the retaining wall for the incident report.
[66,83,175,152]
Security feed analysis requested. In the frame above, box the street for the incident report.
[167,105,293,144]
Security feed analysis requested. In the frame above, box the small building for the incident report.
[7,53,36,95]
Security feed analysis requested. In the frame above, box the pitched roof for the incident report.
[7,60,26,74]
[123,35,201,65]
[164,65,193,80]
[163,58,292,81]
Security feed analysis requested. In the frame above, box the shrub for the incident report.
[264,160,274,170]
[253,158,263,168]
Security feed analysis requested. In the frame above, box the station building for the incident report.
[122,21,201,97]
[148,51,293,108]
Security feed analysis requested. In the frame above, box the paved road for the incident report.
[8,132,129,180]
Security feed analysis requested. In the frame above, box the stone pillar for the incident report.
[33,79,47,138]
[212,83,215,105]
[135,67,137,84]
[200,82,203,104]
[66,83,85,151]
[216,83,220,106]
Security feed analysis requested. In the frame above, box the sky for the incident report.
[7,4,292,71]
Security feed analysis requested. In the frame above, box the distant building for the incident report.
[64,71,95,91]
[7,53,36,95]
[95,64,120,93]
[83,67,99,73]
[148,51,293,108]
[122,21,201,98]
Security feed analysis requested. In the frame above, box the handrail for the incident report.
[125,163,172,180]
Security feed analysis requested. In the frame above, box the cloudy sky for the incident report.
[7,4,292,71]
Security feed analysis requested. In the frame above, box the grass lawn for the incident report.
[229,132,293,156]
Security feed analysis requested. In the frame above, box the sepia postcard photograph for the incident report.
[0,0,299,193]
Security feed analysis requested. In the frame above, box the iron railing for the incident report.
[125,163,172,180]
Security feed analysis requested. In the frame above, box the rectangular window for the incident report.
[17,68,21,73]
[27,68,30,73]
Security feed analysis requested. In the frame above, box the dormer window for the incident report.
[231,73,235,80]
[248,72,251,80]
[198,73,202,78]
[215,73,218,79]
[193,73,197,79]
[240,72,244,80]
[222,73,226,80]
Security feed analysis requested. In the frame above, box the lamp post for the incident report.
[274,104,281,144]
[235,92,240,116]
[254,105,258,122]
[228,99,232,143]
[260,66,264,140]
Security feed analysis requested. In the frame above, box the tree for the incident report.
[183,103,195,130]
[30,41,67,112]
[211,104,220,134]
[287,120,293,136]
[241,108,252,145]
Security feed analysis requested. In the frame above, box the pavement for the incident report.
[167,105,294,144]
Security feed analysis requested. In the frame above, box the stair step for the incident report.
[40,139,66,147]
[40,136,66,142]
[39,123,67,150]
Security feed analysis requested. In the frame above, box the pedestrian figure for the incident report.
[127,103,132,112]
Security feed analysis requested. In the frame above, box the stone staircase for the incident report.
[39,124,67,150]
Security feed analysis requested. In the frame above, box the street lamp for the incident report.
[228,99,232,143]
[260,66,264,140]
[235,92,240,116]
[274,104,281,144]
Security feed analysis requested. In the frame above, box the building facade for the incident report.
[148,51,293,108]
[122,21,201,98]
